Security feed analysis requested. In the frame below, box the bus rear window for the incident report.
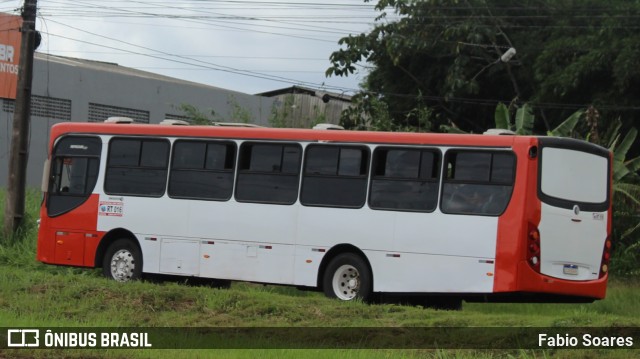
[539,147,609,209]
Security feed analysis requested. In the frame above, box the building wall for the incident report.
[0,54,274,187]
[268,93,350,128]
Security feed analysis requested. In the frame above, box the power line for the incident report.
[41,29,360,93]
[40,0,376,36]
[35,1,374,95]
[42,50,329,61]
[42,17,342,85]
[42,0,346,43]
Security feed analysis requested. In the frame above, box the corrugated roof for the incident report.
[256,85,351,102]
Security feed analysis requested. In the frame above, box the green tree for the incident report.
[327,0,640,136]
[341,92,431,132]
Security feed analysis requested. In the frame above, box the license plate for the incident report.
[563,264,579,275]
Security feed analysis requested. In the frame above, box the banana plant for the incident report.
[490,102,580,136]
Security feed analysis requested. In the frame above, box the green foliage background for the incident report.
[328,0,640,138]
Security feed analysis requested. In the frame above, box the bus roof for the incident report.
[49,122,527,149]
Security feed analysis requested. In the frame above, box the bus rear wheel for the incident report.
[103,239,142,282]
[322,253,372,302]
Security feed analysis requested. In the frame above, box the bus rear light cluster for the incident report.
[599,237,612,278]
[528,225,541,272]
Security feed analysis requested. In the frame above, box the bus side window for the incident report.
[301,145,369,208]
[168,140,236,201]
[369,147,440,212]
[235,142,301,205]
[441,151,515,216]
[104,138,170,197]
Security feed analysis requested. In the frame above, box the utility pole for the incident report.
[3,0,38,238]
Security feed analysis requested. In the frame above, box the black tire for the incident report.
[102,239,142,282]
[322,253,372,302]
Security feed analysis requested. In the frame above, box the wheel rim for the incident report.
[331,264,360,300]
[110,249,136,282]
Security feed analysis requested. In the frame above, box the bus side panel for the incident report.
[393,212,499,259]
[36,194,100,267]
[98,196,300,284]
[297,204,499,292]
[292,245,326,287]
[97,195,190,274]
[189,201,299,248]
[368,250,495,293]
[191,201,298,284]
[379,213,498,293]
[297,207,393,251]
[199,239,297,284]
[493,139,538,293]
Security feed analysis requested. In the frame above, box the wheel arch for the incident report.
[94,228,140,268]
[316,244,374,291]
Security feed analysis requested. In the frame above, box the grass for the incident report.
[0,190,639,358]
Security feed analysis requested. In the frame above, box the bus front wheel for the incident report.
[322,253,372,302]
[102,239,142,282]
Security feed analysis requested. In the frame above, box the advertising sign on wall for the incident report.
[0,13,23,100]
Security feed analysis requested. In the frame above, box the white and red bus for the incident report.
[36,121,612,306]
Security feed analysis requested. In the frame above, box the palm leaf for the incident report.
[625,156,640,174]
[613,161,631,182]
[621,221,640,241]
[548,110,583,137]
[614,127,638,163]
[494,103,511,130]
[602,118,623,149]
[614,182,640,207]
[514,104,534,135]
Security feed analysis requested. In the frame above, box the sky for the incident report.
[0,0,395,96]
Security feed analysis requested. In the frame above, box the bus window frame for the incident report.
[439,149,517,217]
[300,143,371,209]
[234,141,303,205]
[368,146,442,213]
[104,136,171,198]
[167,139,237,202]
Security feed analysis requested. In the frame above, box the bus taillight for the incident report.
[528,224,541,272]
[600,237,612,278]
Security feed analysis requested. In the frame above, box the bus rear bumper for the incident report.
[514,261,607,300]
